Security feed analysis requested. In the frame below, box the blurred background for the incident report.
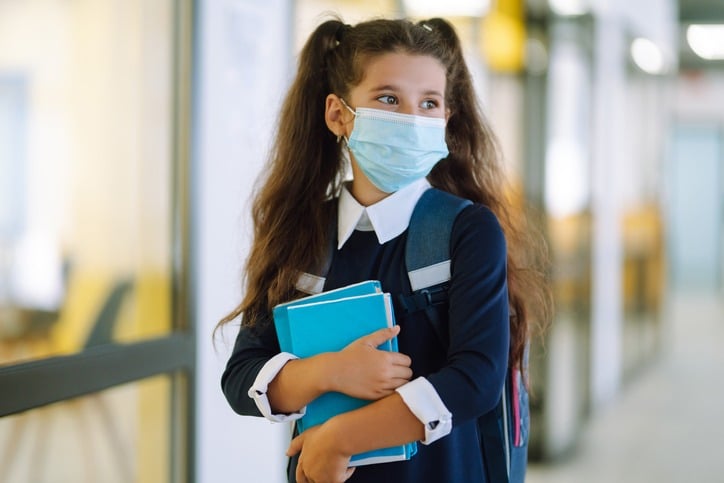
[0,0,721,482]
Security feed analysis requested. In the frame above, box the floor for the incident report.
[526,290,724,483]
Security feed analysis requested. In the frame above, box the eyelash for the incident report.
[377,95,398,105]
[376,95,439,109]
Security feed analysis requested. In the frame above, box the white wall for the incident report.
[195,1,292,482]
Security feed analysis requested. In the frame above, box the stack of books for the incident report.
[273,280,417,466]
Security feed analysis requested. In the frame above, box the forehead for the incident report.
[355,52,446,92]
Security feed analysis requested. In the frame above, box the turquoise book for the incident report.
[272,283,417,466]
[272,280,382,353]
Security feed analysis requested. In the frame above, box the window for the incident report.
[0,1,195,481]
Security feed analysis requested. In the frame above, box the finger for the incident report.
[361,325,400,348]
[378,376,413,392]
[387,377,413,389]
[397,366,413,380]
[388,352,412,367]
[286,433,304,456]
[343,466,356,481]
[383,360,413,378]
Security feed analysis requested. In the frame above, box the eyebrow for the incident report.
[369,84,444,97]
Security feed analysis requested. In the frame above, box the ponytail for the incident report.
[422,18,552,377]
[217,19,348,329]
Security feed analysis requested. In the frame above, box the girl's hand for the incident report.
[287,424,355,483]
[331,325,413,400]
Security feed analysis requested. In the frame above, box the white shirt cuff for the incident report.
[395,376,453,445]
[247,352,306,422]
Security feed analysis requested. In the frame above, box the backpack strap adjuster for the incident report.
[396,284,449,315]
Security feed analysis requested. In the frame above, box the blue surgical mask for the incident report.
[341,100,449,193]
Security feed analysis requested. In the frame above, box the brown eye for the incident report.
[377,95,398,105]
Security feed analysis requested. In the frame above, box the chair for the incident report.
[0,278,135,482]
[83,279,133,348]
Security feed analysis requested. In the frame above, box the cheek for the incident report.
[348,156,364,180]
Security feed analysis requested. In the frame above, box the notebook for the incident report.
[272,282,417,466]
[272,280,382,353]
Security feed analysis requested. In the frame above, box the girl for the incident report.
[219,17,550,483]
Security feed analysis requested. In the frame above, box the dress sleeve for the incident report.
[221,313,291,417]
[425,203,510,425]
[396,376,453,444]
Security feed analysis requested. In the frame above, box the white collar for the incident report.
[337,178,431,249]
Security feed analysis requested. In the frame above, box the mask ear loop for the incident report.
[338,97,356,117]
[337,97,356,146]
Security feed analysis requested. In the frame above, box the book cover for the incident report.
[285,292,397,358]
[272,280,382,353]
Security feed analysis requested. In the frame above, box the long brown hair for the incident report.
[218,17,552,375]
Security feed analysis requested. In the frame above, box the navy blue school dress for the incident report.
[222,181,510,483]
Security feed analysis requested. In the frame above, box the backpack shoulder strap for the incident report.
[295,202,337,295]
[405,188,472,292]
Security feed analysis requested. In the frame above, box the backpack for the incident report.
[300,187,528,483]
[399,188,528,483]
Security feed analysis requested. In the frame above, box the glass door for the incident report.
[0,1,195,481]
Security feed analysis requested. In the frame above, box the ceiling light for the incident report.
[631,38,666,74]
[549,0,589,17]
[687,24,724,60]
[402,0,491,17]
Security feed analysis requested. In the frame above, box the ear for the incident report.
[325,94,350,139]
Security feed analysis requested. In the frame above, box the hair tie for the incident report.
[335,23,351,43]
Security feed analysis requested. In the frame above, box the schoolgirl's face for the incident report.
[324,52,448,206]
[325,52,448,140]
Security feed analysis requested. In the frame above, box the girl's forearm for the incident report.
[267,353,336,413]
[326,392,425,456]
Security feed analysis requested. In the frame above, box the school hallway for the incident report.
[526,290,724,483]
